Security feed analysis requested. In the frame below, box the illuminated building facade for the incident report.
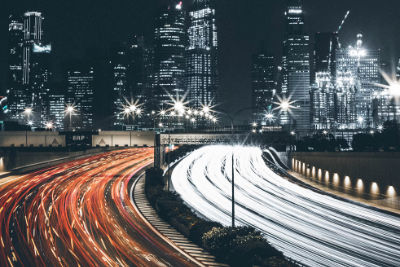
[110,43,129,129]
[251,53,276,125]
[153,1,186,110]
[67,67,94,130]
[186,0,219,109]
[7,15,25,121]
[48,87,65,130]
[281,0,311,133]
[311,32,339,130]
[16,11,53,127]
[336,34,381,129]
[22,12,44,85]
[311,72,335,129]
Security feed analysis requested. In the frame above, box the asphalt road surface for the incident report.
[0,148,196,267]
[171,145,400,267]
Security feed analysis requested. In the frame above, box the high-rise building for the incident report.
[48,86,65,130]
[110,43,129,129]
[66,66,94,130]
[251,53,276,125]
[281,0,311,133]
[311,32,339,130]
[153,1,186,110]
[30,43,52,126]
[186,0,219,109]
[311,72,335,129]
[6,15,25,122]
[22,12,44,85]
[336,34,381,128]
[314,32,339,78]
[19,11,53,127]
[127,36,154,103]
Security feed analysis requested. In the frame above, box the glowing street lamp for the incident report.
[45,122,53,130]
[129,105,137,112]
[124,107,131,115]
[24,107,33,116]
[65,104,76,130]
[265,112,275,121]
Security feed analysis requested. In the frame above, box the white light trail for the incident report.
[171,146,400,267]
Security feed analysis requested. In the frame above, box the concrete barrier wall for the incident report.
[92,131,155,147]
[1,147,118,172]
[0,132,65,147]
[291,152,400,191]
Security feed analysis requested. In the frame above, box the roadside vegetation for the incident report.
[145,165,296,267]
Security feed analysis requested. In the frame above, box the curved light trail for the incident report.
[0,148,196,267]
[171,145,400,267]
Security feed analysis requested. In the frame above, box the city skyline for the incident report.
[1,0,400,118]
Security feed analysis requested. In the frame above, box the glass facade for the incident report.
[281,0,311,133]
[7,16,25,122]
[186,0,218,109]
[251,54,276,125]
[153,1,186,110]
[67,67,94,130]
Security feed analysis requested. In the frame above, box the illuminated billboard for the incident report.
[33,44,52,53]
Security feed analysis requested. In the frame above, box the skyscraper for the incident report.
[251,53,276,125]
[186,0,219,109]
[153,1,186,110]
[66,66,94,130]
[110,43,129,129]
[281,0,311,133]
[336,34,381,128]
[127,36,153,104]
[314,32,339,78]
[7,15,25,122]
[20,11,53,127]
[48,86,65,130]
[311,32,339,130]
[22,12,43,85]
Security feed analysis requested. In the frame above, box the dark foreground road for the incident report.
[0,148,196,267]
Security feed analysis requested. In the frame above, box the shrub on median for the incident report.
[144,167,295,267]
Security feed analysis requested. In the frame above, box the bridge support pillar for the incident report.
[154,134,164,169]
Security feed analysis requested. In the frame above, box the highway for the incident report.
[0,148,196,267]
[171,145,400,267]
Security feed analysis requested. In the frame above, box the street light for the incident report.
[65,104,76,131]
[46,122,53,130]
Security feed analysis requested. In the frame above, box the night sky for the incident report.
[1,0,400,119]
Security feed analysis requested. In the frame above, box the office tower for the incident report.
[153,1,186,110]
[251,53,276,125]
[311,72,335,129]
[311,32,339,130]
[186,0,219,109]
[110,43,129,129]
[48,86,65,130]
[31,43,52,126]
[127,36,153,103]
[7,15,25,122]
[66,66,94,130]
[314,32,339,78]
[20,11,53,127]
[22,12,43,85]
[281,0,311,133]
[336,34,381,128]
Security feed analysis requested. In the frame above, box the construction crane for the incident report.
[336,10,351,34]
